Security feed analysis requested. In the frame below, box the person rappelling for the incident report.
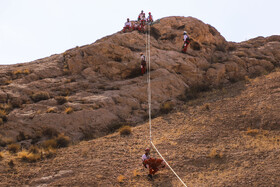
[182,31,191,53]
[123,18,132,33]
[140,53,147,75]
[143,157,166,180]
[142,148,151,167]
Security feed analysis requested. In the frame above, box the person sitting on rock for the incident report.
[132,21,139,31]
[123,18,132,33]
[182,31,191,53]
[140,53,147,75]
[142,148,151,168]
[143,157,166,179]
[146,12,153,24]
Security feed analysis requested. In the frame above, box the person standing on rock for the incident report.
[182,31,191,53]
[123,18,132,32]
[140,53,147,75]
[146,12,153,24]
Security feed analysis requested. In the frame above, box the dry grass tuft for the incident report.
[8,159,15,168]
[7,143,21,154]
[0,118,3,125]
[0,136,13,147]
[0,152,3,160]
[46,107,57,113]
[119,126,132,136]
[160,101,174,114]
[133,170,140,177]
[18,150,41,163]
[42,127,59,138]
[0,110,7,122]
[42,139,57,149]
[31,91,50,102]
[117,175,125,183]
[44,147,57,158]
[56,134,71,148]
[209,149,223,159]
[28,145,40,154]
[55,96,68,105]
[65,107,74,114]
[246,128,259,136]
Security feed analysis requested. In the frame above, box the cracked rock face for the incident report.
[0,16,279,143]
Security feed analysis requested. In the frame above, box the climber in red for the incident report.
[123,18,132,33]
[182,31,191,53]
[140,53,147,75]
[146,12,153,24]
[143,157,166,179]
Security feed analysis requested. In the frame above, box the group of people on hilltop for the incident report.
[123,10,153,33]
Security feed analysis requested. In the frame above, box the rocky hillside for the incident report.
[0,16,280,144]
[0,69,279,186]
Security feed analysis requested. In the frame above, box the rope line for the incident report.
[145,23,187,187]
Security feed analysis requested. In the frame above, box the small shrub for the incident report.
[8,159,15,168]
[28,145,40,154]
[209,149,223,159]
[201,103,210,111]
[18,150,41,163]
[133,170,140,177]
[65,107,73,114]
[160,101,174,114]
[22,69,30,75]
[42,139,57,149]
[0,152,3,159]
[12,69,23,75]
[31,91,50,102]
[117,175,125,183]
[119,126,132,136]
[55,96,68,105]
[56,134,70,148]
[16,131,27,142]
[46,107,57,113]
[42,127,59,138]
[44,147,56,158]
[246,128,259,136]
[7,143,21,153]
[0,110,7,122]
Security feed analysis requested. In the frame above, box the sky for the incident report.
[0,0,279,65]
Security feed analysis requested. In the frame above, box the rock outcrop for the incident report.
[0,16,279,143]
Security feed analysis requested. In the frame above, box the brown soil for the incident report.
[0,69,279,187]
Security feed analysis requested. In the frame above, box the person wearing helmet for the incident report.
[142,148,150,168]
[182,31,191,53]
[123,18,132,33]
[147,12,153,24]
[140,53,147,75]
[138,10,145,21]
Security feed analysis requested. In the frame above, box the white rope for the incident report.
[145,23,187,187]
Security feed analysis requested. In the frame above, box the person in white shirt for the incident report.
[138,10,145,21]
[142,148,150,168]
[140,53,147,75]
[182,31,191,53]
[123,18,132,32]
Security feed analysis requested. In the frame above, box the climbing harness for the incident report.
[145,24,188,187]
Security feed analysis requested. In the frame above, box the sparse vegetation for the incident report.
[42,127,59,138]
[246,128,259,136]
[28,145,40,154]
[46,107,57,113]
[18,150,41,163]
[0,109,7,122]
[65,107,74,114]
[0,152,3,160]
[55,96,68,105]
[7,143,21,153]
[0,136,13,147]
[56,134,71,148]
[160,101,174,114]
[0,118,3,125]
[31,91,50,102]
[16,131,27,142]
[209,149,223,159]
[117,175,125,183]
[119,126,132,136]
[42,139,57,149]
[8,159,15,168]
